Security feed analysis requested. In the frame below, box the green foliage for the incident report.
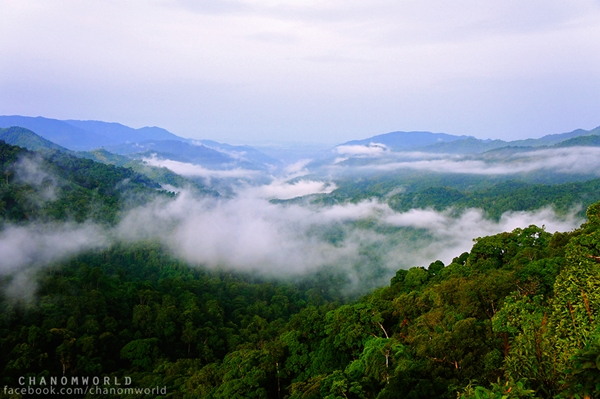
[0,140,164,226]
[458,379,538,399]
[0,127,70,152]
[554,134,600,148]
[121,338,161,370]
[387,179,600,220]
[554,210,600,340]
[3,139,600,398]
[1,209,597,398]
[494,294,560,396]
[78,149,218,196]
[564,333,600,398]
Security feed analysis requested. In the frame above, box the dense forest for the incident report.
[2,139,600,398]
[0,140,166,226]
[310,174,600,221]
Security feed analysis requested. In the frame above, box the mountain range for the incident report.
[337,126,600,154]
[341,130,469,150]
[2,115,600,175]
[0,115,280,172]
[0,115,181,150]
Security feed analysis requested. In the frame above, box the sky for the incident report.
[1,0,600,144]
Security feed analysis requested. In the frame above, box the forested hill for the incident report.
[302,174,600,221]
[341,131,468,151]
[0,140,165,225]
[387,179,600,219]
[3,138,600,398]
[0,116,186,150]
[2,195,600,395]
[0,126,71,152]
[0,126,218,195]
[337,125,600,154]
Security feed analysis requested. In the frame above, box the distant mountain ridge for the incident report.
[106,140,234,166]
[553,134,600,148]
[342,131,469,151]
[0,115,279,171]
[339,126,600,155]
[64,119,182,143]
[0,115,187,150]
[3,115,600,164]
[417,137,508,154]
[0,126,218,195]
[510,126,600,147]
[0,116,106,150]
[197,139,282,166]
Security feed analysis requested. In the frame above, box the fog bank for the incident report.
[0,188,585,299]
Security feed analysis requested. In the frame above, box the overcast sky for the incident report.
[1,1,600,144]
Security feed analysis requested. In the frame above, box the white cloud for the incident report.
[142,155,258,179]
[313,199,388,222]
[333,157,349,164]
[343,146,600,176]
[0,223,107,300]
[193,140,248,161]
[283,159,312,176]
[114,192,345,274]
[0,184,586,298]
[382,206,583,265]
[113,192,583,280]
[246,179,336,199]
[12,156,59,202]
[511,147,600,175]
[0,223,106,275]
[336,143,388,156]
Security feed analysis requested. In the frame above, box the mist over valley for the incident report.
[4,2,600,395]
[2,117,600,398]
[1,118,599,292]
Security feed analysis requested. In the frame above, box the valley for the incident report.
[1,117,600,398]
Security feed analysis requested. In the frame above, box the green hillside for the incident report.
[1,200,600,398]
[419,137,509,153]
[0,140,163,225]
[0,126,71,152]
[305,173,600,219]
[2,140,600,398]
[78,148,217,196]
[553,134,600,148]
[388,179,600,219]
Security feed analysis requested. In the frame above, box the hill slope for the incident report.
[0,115,188,150]
[342,130,469,151]
[64,119,184,143]
[0,116,106,150]
[0,126,71,152]
[0,140,164,225]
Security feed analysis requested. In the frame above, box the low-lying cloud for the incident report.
[12,156,59,202]
[0,223,107,300]
[0,223,106,275]
[383,206,582,264]
[0,186,585,299]
[114,192,583,279]
[335,143,389,156]
[283,159,312,176]
[143,155,258,180]
[192,141,248,161]
[244,179,337,199]
[329,146,600,176]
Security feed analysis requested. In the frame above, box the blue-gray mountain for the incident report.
[337,126,600,154]
[341,130,470,151]
[0,115,279,171]
[3,115,600,172]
